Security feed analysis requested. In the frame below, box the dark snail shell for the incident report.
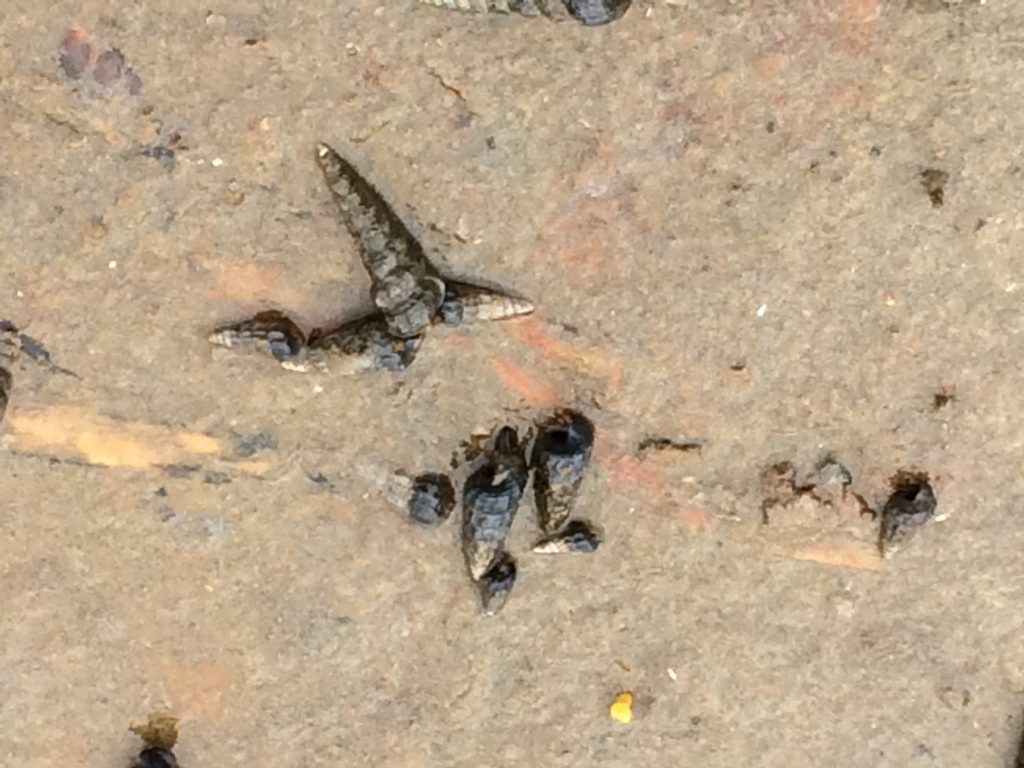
[531,410,595,534]
[209,310,422,374]
[307,314,423,373]
[0,325,19,424]
[408,472,456,527]
[532,519,602,554]
[461,426,528,580]
[477,550,517,615]
[315,143,444,340]
[437,280,534,327]
[418,0,631,25]
[567,0,631,25]
[878,471,937,554]
[133,747,178,768]
[0,367,10,424]
[207,310,307,362]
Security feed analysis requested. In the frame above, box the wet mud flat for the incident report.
[4,1,1024,767]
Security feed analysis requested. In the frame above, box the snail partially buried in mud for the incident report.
[128,714,180,768]
[877,470,937,556]
[462,426,530,589]
[465,415,602,613]
[408,472,457,527]
[209,143,533,373]
[531,409,595,535]
[418,0,632,26]
[0,324,16,424]
[0,321,77,424]
[209,310,423,374]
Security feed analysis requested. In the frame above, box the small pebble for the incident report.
[610,691,634,723]
[85,217,109,239]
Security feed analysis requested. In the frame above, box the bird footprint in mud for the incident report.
[209,142,534,374]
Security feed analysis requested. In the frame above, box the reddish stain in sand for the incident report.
[507,315,624,393]
[679,506,712,533]
[203,258,306,308]
[596,436,711,533]
[489,357,563,408]
[600,451,667,492]
[158,659,237,721]
[596,433,667,492]
[60,28,93,79]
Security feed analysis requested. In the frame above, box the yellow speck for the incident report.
[610,691,634,723]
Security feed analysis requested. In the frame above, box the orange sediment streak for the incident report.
[507,315,623,393]
[489,357,563,408]
[679,506,711,533]
[4,405,251,471]
[599,452,667,492]
[771,542,883,572]
[202,258,306,308]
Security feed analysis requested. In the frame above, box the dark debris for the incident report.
[134,747,178,768]
[477,551,517,616]
[637,436,705,456]
[920,168,949,208]
[533,519,602,554]
[408,472,456,527]
[531,410,594,534]
[878,470,937,554]
[232,431,278,457]
[932,385,956,411]
[760,455,858,523]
